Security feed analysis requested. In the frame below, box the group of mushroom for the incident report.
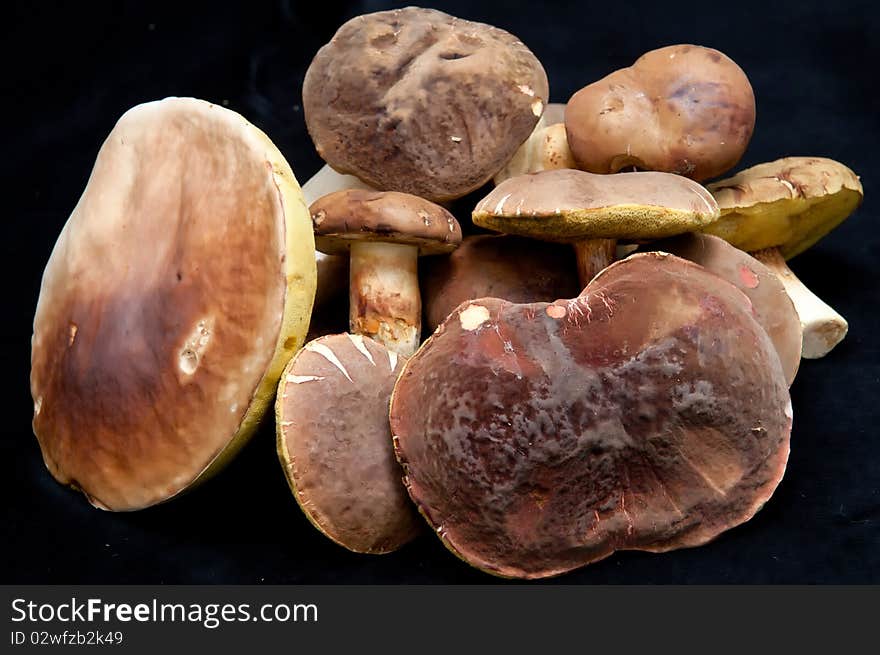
[30,7,863,579]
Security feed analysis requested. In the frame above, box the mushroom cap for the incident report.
[30,98,317,511]
[390,252,791,579]
[473,168,719,242]
[302,7,549,202]
[276,333,422,554]
[310,189,462,255]
[421,235,580,332]
[702,156,864,258]
[566,44,755,181]
[644,233,802,385]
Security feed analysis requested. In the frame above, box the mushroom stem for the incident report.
[349,241,421,356]
[751,247,848,359]
[301,164,375,206]
[572,239,617,287]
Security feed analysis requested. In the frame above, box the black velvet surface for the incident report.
[4,0,878,583]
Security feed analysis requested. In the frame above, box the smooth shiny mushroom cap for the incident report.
[391,252,791,579]
[30,97,317,511]
[702,156,864,258]
[473,168,719,242]
[276,333,421,553]
[303,7,548,202]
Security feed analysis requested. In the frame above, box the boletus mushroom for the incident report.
[566,44,755,181]
[276,333,421,553]
[702,156,863,358]
[390,253,791,579]
[303,6,549,202]
[30,98,317,511]
[494,103,576,184]
[473,168,719,285]
[310,189,462,356]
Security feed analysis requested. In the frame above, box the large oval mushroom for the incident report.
[30,97,317,511]
[391,253,791,579]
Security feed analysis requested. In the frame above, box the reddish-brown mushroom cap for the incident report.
[303,7,549,202]
[276,333,422,554]
[391,253,791,579]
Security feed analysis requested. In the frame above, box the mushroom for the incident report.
[302,6,548,202]
[644,233,802,385]
[276,333,421,553]
[30,97,317,511]
[472,168,719,285]
[566,44,755,180]
[390,252,791,579]
[421,234,580,332]
[310,189,462,356]
[702,156,863,358]
[493,103,576,184]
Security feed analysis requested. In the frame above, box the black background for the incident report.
[3,0,878,584]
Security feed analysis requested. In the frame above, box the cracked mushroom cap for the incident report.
[702,156,864,259]
[390,252,791,579]
[566,44,755,181]
[310,189,462,255]
[276,333,422,553]
[645,233,802,385]
[303,6,549,202]
[30,97,317,511]
[473,168,719,242]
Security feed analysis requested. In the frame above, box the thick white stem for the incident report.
[349,241,420,356]
[752,248,848,359]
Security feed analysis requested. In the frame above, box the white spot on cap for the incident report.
[348,333,375,365]
[450,136,462,143]
[784,399,793,420]
[517,84,535,97]
[388,351,399,372]
[68,323,78,346]
[306,342,353,382]
[285,374,325,384]
[531,99,544,117]
[493,193,512,216]
[34,396,42,415]
[459,304,491,331]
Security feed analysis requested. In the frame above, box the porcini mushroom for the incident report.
[702,156,863,358]
[310,189,462,356]
[391,253,791,579]
[276,333,421,553]
[302,7,549,202]
[421,234,580,332]
[30,98,317,511]
[493,103,576,184]
[566,44,755,181]
[473,168,719,285]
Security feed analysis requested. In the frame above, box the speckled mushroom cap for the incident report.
[390,252,791,579]
[566,44,755,181]
[302,7,549,202]
[276,333,422,554]
[645,233,802,385]
[30,97,317,511]
[702,156,864,259]
[473,169,719,242]
[310,189,462,255]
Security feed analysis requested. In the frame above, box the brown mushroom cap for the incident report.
[390,252,791,579]
[302,7,549,202]
[276,333,422,553]
[473,169,719,242]
[30,97,317,511]
[421,235,580,332]
[644,233,802,385]
[310,189,462,255]
[702,156,864,258]
[566,44,755,181]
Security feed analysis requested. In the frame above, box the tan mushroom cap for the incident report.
[310,189,462,255]
[30,98,317,511]
[303,7,549,202]
[702,157,864,258]
[276,333,422,554]
[473,169,719,242]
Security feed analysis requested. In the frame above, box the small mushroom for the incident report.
[422,235,580,332]
[702,156,864,358]
[302,7,548,202]
[310,189,462,356]
[390,253,791,579]
[30,98,317,510]
[566,44,755,180]
[494,103,576,184]
[473,168,719,285]
[645,233,802,385]
[276,333,422,554]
